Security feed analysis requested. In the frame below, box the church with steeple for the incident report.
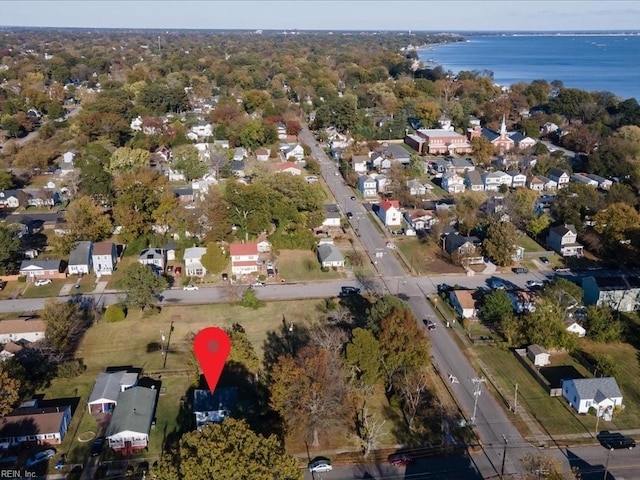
[467,115,537,153]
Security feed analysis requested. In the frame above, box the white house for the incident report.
[586,174,612,190]
[547,224,583,257]
[257,240,271,253]
[509,290,536,313]
[0,318,46,344]
[317,244,345,269]
[322,204,342,228]
[138,248,167,273]
[561,377,623,419]
[571,173,598,188]
[106,387,157,453]
[281,143,305,161]
[229,243,259,275]
[482,171,512,191]
[191,122,213,138]
[526,344,550,367]
[465,170,485,192]
[582,275,640,313]
[508,171,527,188]
[406,179,426,196]
[358,175,378,198]
[376,199,402,227]
[274,162,302,175]
[184,247,208,277]
[404,209,436,231]
[255,147,270,162]
[449,290,477,319]
[548,168,570,189]
[87,370,139,414]
[565,320,587,337]
[441,172,465,194]
[67,241,93,275]
[351,155,368,174]
[527,175,545,192]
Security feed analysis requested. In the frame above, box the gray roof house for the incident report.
[193,388,238,430]
[105,386,157,453]
[87,370,139,414]
[583,275,640,313]
[19,259,65,280]
[138,248,166,273]
[184,247,208,277]
[68,241,93,275]
[317,244,345,269]
[561,377,623,418]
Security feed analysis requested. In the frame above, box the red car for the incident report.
[388,453,414,466]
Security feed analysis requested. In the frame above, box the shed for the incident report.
[527,344,550,367]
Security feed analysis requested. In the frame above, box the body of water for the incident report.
[418,34,640,101]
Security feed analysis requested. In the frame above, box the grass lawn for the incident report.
[64,273,98,294]
[0,280,25,300]
[471,346,596,436]
[580,340,640,429]
[395,237,464,275]
[39,300,329,465]
[19,279,66,298]
[276,249,343,282]
[517,233,546,253]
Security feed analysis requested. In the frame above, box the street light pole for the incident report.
[603,447,613,480]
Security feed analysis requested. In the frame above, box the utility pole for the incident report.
[500,434,508,478]
[603,447,613,480]
[470,377,486,425]
[162,320,174,369]
[514,383,518,412]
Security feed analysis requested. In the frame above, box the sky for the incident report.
[2,0,640,31]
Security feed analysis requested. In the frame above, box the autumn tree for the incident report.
[52,196,113,254]
[481,217,518,266]
[471,136,495,166]
[108,147,150,173]
[454,191,486,235]
[155,418,301,480]
[505,188,539,231]
[119,263,168,311]
[200,242,228,275]
[0,365,21,416]
[520,453,565,480]
[171,144,207,181]
[269,345,350,447]
[594,202,640,249]
[42,300,88,358]
[225,324,260,374]
[199,187,233,242]
[365,295,410,334]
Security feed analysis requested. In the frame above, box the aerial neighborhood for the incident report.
[0,27,640,479]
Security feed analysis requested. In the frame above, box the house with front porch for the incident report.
[548,168,570,189]
[561,377,623,418]
[527,175,545,191]
[138,248,167,273]
[376,199,402,227]
[547,224,583,257]
[87,370,139,414]
[19,259,65,280]
[441,172,465,194]
[404,209,436,231]
[508,171,527,188]
[105,386,157,454]
[92,242,118,276]
[358,175,378,198]
[184,247,208,277]
[0,189,28,208]
[482,170,512,191]
[229,243,259,275]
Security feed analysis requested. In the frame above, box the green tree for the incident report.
[505,188,539,231]
[119,263,168,311]
[522,299,574,351]
[113,169,164,243]
[108,147,150,173]
[345,328,382,386]
[482,218,518,266]
[42,299,87,356]
[171,144,207,181]
[103,304,126,323]
[479,289,513,324]
[76,157,114,204]
[0,365,21,416]
[0,224,21,274]
[155,418,301,480]
[365,295,410,334]
[52,196,113,254]
[200,242,228,275]
[270,345,349,447]
[594,202,640,246]
[585,306,623,343]
[471,136,495,166]
[0,171,14,190]
[225,324,260,374]
[454,191,485,235]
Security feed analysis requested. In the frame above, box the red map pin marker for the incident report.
[193,327,231,393]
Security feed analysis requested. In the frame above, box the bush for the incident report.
[239,288,265,310]
[57,359,86,378]
[104,304,126,322]
[18,276,26,283]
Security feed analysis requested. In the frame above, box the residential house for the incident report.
[163,243,177,262]
[193,388,238,430]
[482,170,512,191]
[0,318,46,344]
[19,259,65,280]
[255,147,270,162]
[213,140,230,150]
[508,131,537,150]
[191,121,213,138]
[509,290,537,313]
[27,189,61,208]
[583,275,640,313]
[229,243,259,276]
[230,159,245,178]
[527,175,545,192]
[586,174,612,190]
[547,224,583,257]
[317,244,345,269]
[358,175,378,198]
[370,152,392,171]
[351,155,368,174]
[406,179,426,196]
[67,241,93,275]
[548,168,570,189]
[441,172,465,194]
[87,370,139,414]
[167,167,185,182]
[449,290,478,319]
[537,175,558,191]
[184,247,208,277]
[376,199,402,227]
[565,319,587,337]
[571,173,598,188]
[322,204,342,228]
[233,147,247,162]
[281,143,305,162]
[274,161,302,175]
[377,144,411,164]
[0,189,28,209]
[434,157,475,175]
[0,342,23,362]
[404,209,436,231]
[374,174,390,194]
[138,248,167,273]
[508,171,527,188]
[256,240,271,253]
[174,187,195,204]
[0,404,72,446]
[465,170,485,192]
[92,242,118,276]
[561,377,623,419]
[526,344,550,367]
[105,386,157,453]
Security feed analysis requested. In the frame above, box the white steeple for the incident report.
[500,115,507,136]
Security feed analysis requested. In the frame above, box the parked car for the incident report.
[597,431,636,450]
[26,449,55,467]
[489,278,507,289]
[340,286,361,296]
[308,457,333,473]
[251,281,264,287]
[34,279,52,286]
[174,266,182,275]
[183,285,199,291]
[539,256,550,264]
[437,283,452,293]
[388,453,414,466]
[350,196,356,200]
[90,437,105,457]
[167,265,174,273]
[346,211,353,219]
[513,267,528,274]
[553,266,571,273]
[526,280,545,289]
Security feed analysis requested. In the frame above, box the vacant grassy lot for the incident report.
[395,237,464,275]
[275,249,343,282]
[471,346,597,436]
[517,232,546,253]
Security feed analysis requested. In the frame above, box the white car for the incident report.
[251,282,264,287]
[34,279,52,286]
[308,457,333,473]
[526,280,545,288]
[183,285,199,291]
[26,449,55,467]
